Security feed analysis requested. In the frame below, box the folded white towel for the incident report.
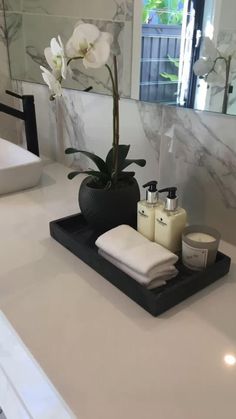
[95,225,179,287]
[99,249,178,289]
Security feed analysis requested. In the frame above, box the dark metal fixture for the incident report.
[0,90,40,156]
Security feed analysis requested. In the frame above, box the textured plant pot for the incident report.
[79,176,140,233]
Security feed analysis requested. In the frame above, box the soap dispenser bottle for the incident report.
[137,181,161,241]
[154,187,187,253]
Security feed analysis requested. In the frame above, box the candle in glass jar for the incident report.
[182,225,221,271]
[185,232,216,243]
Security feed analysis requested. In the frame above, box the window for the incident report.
[135,0,205,106]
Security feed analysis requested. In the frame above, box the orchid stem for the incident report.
[67,56,83,66]
[209,56,232,114]
[106,56,120,186]
[222,56,232,114]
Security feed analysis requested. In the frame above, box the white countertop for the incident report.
[0,161,236,419]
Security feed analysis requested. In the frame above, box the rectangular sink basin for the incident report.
[0,138,43,195]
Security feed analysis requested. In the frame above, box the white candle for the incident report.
[186,232,216,243]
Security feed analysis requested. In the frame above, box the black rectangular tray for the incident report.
[50,213,231,316]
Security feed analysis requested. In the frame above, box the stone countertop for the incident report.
[0,162,236,419]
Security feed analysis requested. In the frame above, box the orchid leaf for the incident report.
[65,148,108,173]
[117,171,135,181]
[121,158,146,170]
[67,170,108,181]
[106,144,130,173]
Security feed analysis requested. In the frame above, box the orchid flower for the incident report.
[193,37,236,85]
[44,36,67,80]
[40,66,62,98]
[66,22,113,68]
[40,22,126,186]
[193,37,236,113]
[193,38,224,84]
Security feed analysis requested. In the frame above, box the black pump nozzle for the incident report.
[143,181,158,192]
[159,187,177,199]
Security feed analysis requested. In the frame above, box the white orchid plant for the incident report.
[40,21,146,189]
[193,37,236,114]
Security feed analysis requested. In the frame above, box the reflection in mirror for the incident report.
[3,0,134,97]
[133,0,236,116]
[3,0,236,116]
[193,0,236,115]
[137,0,197,107]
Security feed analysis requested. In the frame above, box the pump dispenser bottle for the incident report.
[154,187,187,253]
[137,181,161,241]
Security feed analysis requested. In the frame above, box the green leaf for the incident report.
[121,158,146,170]
[65,148,108,173]
[160,72,179,82]
[167,55,180,68]
[67,170,108,181]
[105,145,130,174]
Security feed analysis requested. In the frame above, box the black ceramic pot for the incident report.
[79,176,140,233]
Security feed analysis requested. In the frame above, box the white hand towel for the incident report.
[98,249,178,289]
[95,225,178,280]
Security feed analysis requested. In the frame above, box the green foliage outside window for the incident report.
[160,55,180,82]
[143,0,185,25]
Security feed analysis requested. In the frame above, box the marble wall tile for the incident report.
[22,0,127,21]
[20,81,161,194]
[0,11,20,142]
[159,106,236,244]
[125,0,134,21]
[19,78,236,244]
[3,0,22,11]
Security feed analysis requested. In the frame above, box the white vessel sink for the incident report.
[0,138,43,195]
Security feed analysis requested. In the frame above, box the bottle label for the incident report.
[182,242,208,270]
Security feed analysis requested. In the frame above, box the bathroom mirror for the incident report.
[3,0,236,115]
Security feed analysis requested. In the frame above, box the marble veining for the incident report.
[137,101,163,161]
[161,107,236,208]
[22,0,127,20]
[125,0,134,21]
[2,1,22,12]
[0,12,6,45]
